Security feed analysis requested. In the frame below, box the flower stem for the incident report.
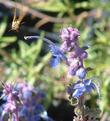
[78,96,85,121]
[15,110,19,121]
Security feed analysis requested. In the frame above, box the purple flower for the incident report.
[67,79,98,99]
[60,27,80,52]
[75,47,88,59]
[60,40,76,52]
[3,84,13,95]
[3,102,16,113]
[60,27,80,42]
[67,53,83,76]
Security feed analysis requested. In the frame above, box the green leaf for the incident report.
[34,53,51,73]
[0,17,7,38]
[18,37,43,66]
[30,0,67,12]
[0,36,16,48]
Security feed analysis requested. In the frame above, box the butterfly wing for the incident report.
[50,56,61,68]
[24,35,68,66]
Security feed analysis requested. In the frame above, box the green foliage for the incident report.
[0,17,7,37]
[30,0,67,12]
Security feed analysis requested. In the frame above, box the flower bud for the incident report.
[76,67,86,79]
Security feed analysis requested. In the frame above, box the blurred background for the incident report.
[0,0,110,121]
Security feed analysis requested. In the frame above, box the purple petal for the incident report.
[83,79,92,86]
[72,89,84,98]
[73,83,84,89]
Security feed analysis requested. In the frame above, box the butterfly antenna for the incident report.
[24,36,54,45]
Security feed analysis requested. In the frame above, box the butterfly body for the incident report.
[11,20,21,31]
[11,1,26,31]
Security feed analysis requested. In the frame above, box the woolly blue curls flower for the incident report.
[67,79,99,99]
[60,27,99,100]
